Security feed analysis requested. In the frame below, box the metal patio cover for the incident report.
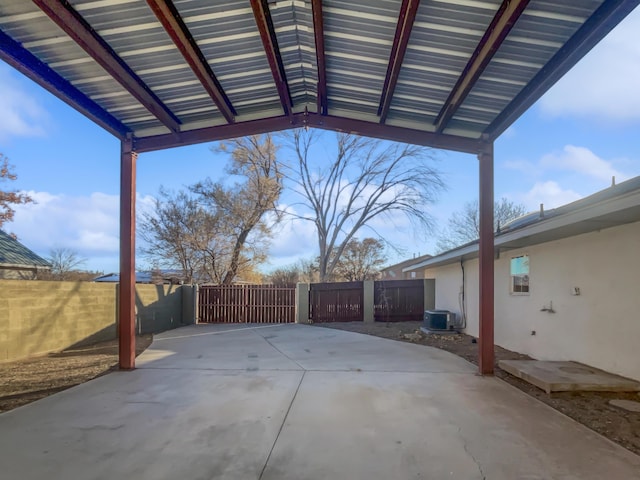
[1,0,637,155]
[1,0,638,373]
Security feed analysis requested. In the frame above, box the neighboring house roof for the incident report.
[381,254,432,278]
[404,176,640,272]
[94,270,185,284]
[0,230,50,269]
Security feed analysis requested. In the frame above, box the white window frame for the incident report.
[510,254,530,295]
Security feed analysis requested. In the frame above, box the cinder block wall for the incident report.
[135,284,183,334]
[0,280,195,362]
[0,280,117,361]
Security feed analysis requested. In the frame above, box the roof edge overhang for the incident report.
[404,178,640,271]
[0,263,51,269]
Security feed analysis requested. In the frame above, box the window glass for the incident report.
[510,255,529,293]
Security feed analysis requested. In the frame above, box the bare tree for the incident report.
[1,154,33,229]
[286,130,443,281]
[436,197,527,252]
[332,237,387,281]
[46,247,87,280]
[193,134,283,284]
[140,135,283,284]
[266,266,300,286]
[139,188,223,283]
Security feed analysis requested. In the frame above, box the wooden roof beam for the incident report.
[134,112,486,155]
[250,0,293,116]
[433,0,530,133]
[311,0,327,116]
[378,0,420,123]
[146,0,236,123]
[0,29,129,139]
[33,0,181,133]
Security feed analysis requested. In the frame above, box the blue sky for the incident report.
[2,7,639,274]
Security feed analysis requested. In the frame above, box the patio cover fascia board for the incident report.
[402,178,640,272]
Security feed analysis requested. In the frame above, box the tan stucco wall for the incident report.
[427,221,640,381]
[0,281,193,362]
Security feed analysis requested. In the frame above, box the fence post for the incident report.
[424,279,435,311]
[296,283,310,324]
[181,284,198,325]
[363,280,374,323]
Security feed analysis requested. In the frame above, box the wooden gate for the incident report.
[309,281,363,322]
[198,284,296,324]
[374,279,424,322]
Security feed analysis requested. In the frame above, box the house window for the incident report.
[410,271,416,279]
[510,255,529,294]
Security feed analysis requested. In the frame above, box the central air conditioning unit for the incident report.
[423,309,460,332]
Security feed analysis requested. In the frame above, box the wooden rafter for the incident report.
[250,0,293,116]
[146,0,236,123]
[0,29,129,139]
[378,0,420,123]
[311,0,327,115]
[434,0,530,133]
[33,0,181,133]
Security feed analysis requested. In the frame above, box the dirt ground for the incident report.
[314,321,640,457]
[0,335,152,413]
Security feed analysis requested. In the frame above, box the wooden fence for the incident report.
[309,281,363,322]
[198,284,296,324]
[374,279,424,322]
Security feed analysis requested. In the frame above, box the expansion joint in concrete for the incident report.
[259,370,306,480]
[253,329,306,371]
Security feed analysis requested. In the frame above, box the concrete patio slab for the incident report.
[1,324,639,480]
[499,359,640,393]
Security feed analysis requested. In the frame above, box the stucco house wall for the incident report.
[426,220,640,382]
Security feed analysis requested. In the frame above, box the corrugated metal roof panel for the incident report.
[70,0,224,127]
[388,0,502,130]
[175,0,283,117]
[323,0,401,116]
[0,0,635,145]
[270,1,317,110]
[450,0,603,135]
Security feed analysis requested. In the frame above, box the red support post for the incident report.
[478,144,495,375]
[119,135,137,370]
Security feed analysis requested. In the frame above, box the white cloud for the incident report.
[266,205,317,260]
[539,7,640,122]
[520,181,582,210]
[9,191,156,272]
[0,65,49,141]
[539,145,628,183]
[503,159,539,177]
